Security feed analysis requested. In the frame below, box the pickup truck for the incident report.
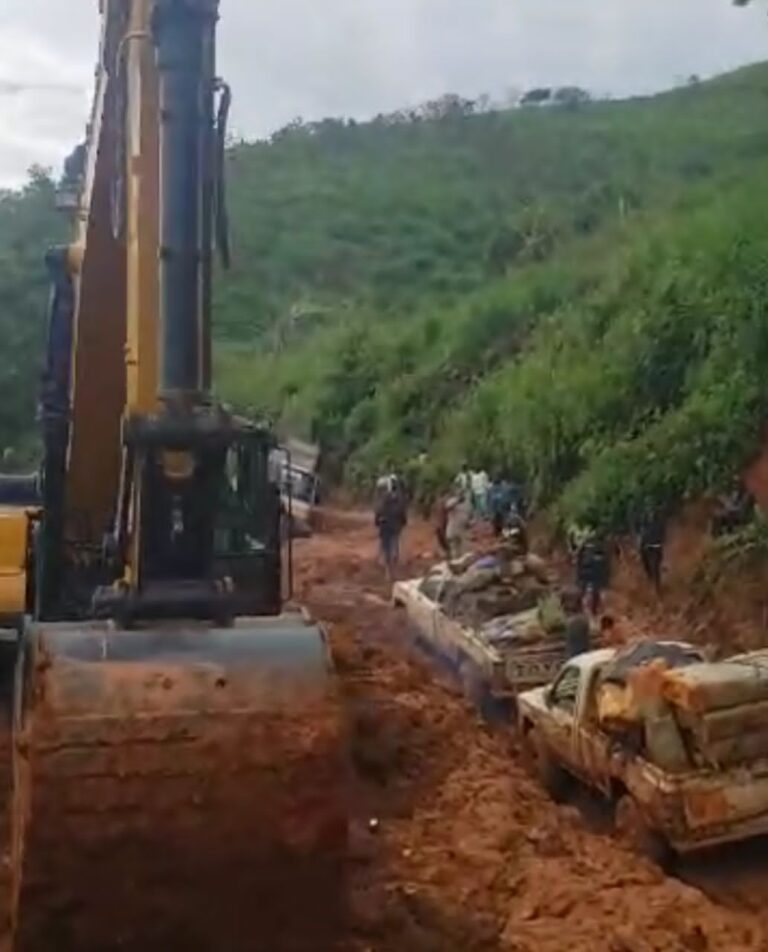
[271,440,321,536]
[517,646,768,863]
[393,566,565,718]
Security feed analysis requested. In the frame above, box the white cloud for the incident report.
[0,0,766,187]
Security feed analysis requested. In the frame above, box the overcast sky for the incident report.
[0,0,766,188]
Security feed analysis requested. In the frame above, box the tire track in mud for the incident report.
[296,511,768,952]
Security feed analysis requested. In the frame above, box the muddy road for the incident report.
[296,511,768,952]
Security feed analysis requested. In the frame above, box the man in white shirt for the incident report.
[470,469,490,519]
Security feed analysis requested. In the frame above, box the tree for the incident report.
[521,88,552,107]
[553,86,592,109]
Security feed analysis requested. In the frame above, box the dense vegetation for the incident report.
[0,170,63,467]
[216,64,768,527]
[3,64,768,526]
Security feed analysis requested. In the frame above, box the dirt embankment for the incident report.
[603,440,768,657]
[603,502,768,658]
[295,510,768,952]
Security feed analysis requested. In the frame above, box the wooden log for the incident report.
[662,658,768,714]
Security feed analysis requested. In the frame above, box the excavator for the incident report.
[0,1,346,949]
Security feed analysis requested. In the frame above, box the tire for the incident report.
[614,794,672,869]
[522,727,569,801]
[458,661,501,722]
[459,660,485,710]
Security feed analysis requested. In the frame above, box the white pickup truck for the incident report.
[272,440,321,536]
[393,566,565,717]
[518,646,768,863]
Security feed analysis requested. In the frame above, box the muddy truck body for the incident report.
[393,567,565,717]
[518,647,768,861]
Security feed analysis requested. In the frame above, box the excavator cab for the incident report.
[92,414,284,625]
[213,429,285,616]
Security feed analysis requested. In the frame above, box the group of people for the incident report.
[435,466,528,561]
[568,511,666,616]
[373,465,529,580]
[374,461,759,598]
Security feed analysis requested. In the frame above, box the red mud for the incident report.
[7,506,768,950]
[295,510,768,951]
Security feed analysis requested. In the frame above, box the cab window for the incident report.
[418,576,442,602]
[550,665,580,713]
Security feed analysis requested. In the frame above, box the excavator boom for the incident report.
[0,1,348,948]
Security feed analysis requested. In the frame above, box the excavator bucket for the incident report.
[9,615,347,952]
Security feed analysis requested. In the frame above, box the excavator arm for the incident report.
[0,3,347,949]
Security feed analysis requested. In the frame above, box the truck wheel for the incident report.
[459,660,486,712]
[614,795,672,869]
[458,661,500,722]
[522,728,569,802]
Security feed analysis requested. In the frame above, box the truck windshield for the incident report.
[419,576,443,601]
[551,665,580,713]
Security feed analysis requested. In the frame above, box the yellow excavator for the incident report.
[0,2,346,949]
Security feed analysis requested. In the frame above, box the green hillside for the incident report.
[3,64,768,524]
[0,170,64,466]
[216,63,768,525]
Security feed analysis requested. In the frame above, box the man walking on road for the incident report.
[562,587,592,659]
[375,478,408,580]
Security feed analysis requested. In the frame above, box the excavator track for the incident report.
[9,618,348,952]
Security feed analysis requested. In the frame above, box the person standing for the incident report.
[599,614,621,647]
[508,478,526,519]
[562,587,592,659]
[567,522,590,560]
[375,473,393,497]
[576,528,610,616]
[503,505,529,556]
[470,468,490,520]
[374,481,408,580]
[455,464,472,498]
[434,494,451,558]
[488,475,512,537]
[639,510,666,594]
[445,492,471,560]
[713,479,756,537]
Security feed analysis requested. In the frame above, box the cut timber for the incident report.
[697,728,768,768]
[694,698,768,743]
[663,651,768,714]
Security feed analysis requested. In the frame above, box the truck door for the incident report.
[544,664,582,770]
[573,669,613,795]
